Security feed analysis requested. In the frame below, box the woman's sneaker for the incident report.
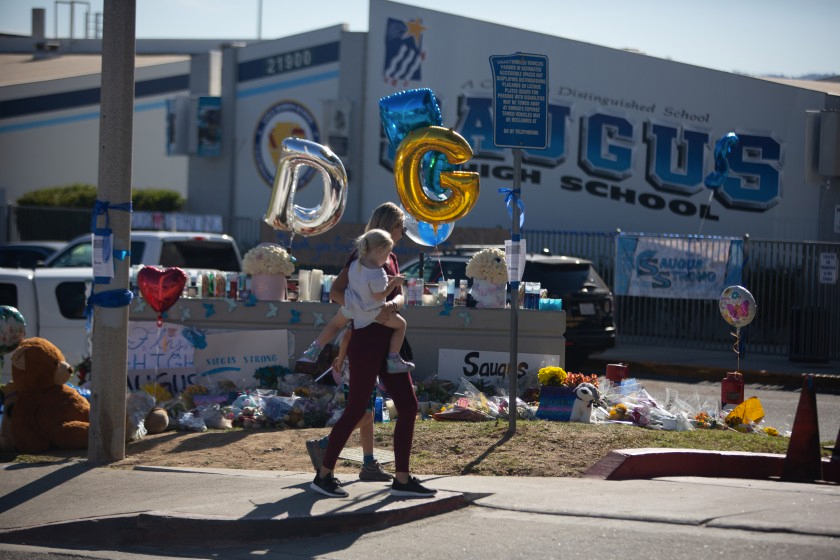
[299,342,322,363]
[390,476,437,497]
[359,460,394,481]
[310,473,348,498]
[386,356,415,373]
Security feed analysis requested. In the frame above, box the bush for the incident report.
[17,184,184,211]
[131,189,184,211]
[17,184,97,208]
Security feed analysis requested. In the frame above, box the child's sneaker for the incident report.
[386,356,415,373]
[310,472,348,498]
[299,341,322,363]
[359,460,394,481]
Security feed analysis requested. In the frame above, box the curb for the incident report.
[583,448,839,482]
[0,493,467,548]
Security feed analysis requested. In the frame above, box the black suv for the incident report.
[400,247,616,366]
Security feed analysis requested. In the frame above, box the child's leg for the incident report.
[301,311,350,362]
[317,312,351,347]
[381,314,407,355]
[382,315,414,373]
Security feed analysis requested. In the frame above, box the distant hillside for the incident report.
[761,73,838,82]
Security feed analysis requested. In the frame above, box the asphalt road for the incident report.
[2,506,837,560]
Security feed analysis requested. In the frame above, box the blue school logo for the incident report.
[383,17,426,87]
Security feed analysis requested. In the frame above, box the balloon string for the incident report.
[154,324,162,400]
[697,189,715,235]
[730,328,741,372]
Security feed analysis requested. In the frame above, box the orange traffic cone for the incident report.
[781,374,822,482]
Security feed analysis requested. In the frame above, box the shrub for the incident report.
[17,184,184,211]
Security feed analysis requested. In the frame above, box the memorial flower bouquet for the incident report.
[465,247,508,285]
[537,366,600,388]
[242,243,296,276]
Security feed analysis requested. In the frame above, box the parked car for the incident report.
[0,241,66,268]
[400,247,616,366]
[43,231,242,271]
[0,231,243,368]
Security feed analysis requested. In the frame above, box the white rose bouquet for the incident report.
[465,247,508,285]
[242,243,296,276]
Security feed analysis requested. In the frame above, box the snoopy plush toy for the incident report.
[569,382,603,423]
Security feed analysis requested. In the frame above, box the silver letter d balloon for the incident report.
[264,138,348,237]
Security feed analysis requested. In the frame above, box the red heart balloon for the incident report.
[137,266,187,318]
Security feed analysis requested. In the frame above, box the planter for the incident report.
[470,278,507,308]
[535,385,576,421]
[251,274,288,301]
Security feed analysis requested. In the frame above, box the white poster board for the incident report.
[194,330,289,390]
[127,321,197,395]
[437,348,560,389]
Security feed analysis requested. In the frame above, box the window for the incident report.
[159,240,241,271]
[55,282,88,319]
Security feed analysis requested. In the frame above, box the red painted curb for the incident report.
[584,448,788,480]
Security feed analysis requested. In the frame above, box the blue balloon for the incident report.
[379,88,457,199]
[379,88,442,148]
[704,132,739,189]
[403,207,454,247]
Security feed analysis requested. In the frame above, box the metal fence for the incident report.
[525,229,840,361]
[5,205,838,361]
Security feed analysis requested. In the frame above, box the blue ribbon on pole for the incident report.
[498,187,525,229]
[84,289,134,332]
[91,199,133,231]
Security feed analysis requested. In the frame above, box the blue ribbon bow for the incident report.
[498,188,525,229]
[91,199,133,231]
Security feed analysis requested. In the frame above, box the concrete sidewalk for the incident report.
[1,461,838,549]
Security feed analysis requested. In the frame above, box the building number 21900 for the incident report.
[265,49,313,74]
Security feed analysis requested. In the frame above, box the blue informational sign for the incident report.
[489,53,548,149]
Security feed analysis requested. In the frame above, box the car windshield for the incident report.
[46,241,145,267]
[524,262,608,297]
[402,258,468,284]
[159,240,241,271]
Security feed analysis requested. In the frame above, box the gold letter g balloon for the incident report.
[393,126,479,227]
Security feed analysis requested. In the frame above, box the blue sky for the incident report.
[1,0,837,77]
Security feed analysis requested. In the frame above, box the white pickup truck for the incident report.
[0,231,243,370]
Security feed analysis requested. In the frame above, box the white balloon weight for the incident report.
[403,210,454,247]
[263,138,348,237]
[719,285,756,328]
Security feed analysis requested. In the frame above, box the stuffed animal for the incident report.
[0,381,17,451]
[569,382,603,423]
[10,337,90,453]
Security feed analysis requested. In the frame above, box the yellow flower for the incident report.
[764,426,779,436]
[142,383,172,404]
[538,366,567,387]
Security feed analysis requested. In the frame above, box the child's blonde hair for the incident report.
[355,228,394,260]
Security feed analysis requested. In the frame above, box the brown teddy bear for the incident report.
[0,381,17,451]
[11,337,90,453]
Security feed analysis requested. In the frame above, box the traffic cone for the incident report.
[781,374,822,482]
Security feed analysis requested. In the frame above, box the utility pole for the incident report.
[88,0,135,464]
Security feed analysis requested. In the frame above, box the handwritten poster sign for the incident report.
[489,52,549,149]
[194,330,289,390]
[127,321,198,394]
